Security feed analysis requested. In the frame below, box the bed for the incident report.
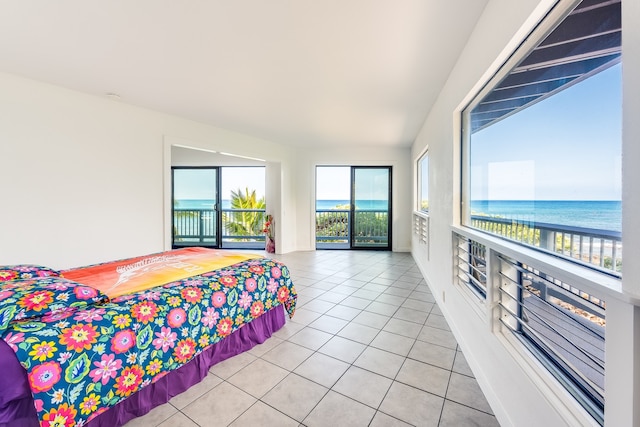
[0,247,297,427]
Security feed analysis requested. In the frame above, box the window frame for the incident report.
[417,149,429,214]
[457,1,622,423]
[460,0,622,277]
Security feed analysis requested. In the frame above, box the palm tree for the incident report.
[224,187,266,240]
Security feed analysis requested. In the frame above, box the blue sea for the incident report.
[316,199,389,210]
[175,199,389,210]
[175,199,219,209]
[175,199,620,232]
[470,200,621,232]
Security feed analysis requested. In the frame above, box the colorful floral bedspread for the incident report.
[1,257,296,427]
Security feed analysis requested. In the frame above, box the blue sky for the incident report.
[174,167,265,200]
[316,167,390,201]
[470,63,622,201]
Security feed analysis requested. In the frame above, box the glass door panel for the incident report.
[220,166,266,249]
[315,167,351,248]
[172,167,219,248]
[352,167,391,249]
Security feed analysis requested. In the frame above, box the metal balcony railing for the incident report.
[315,209,350,245]
[315,209,389,247]
[173,208,267,247]
[470,215,622,276]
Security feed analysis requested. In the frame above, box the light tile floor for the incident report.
[124,251,500,427]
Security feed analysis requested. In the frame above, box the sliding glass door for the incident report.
[172,167,219,248]
[316,166,391,250]
[219,167,267,249]
[172,166,267,249]
[352,167,391,249]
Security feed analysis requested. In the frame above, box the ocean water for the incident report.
[316,199,389,210]
[175,199,619,231]
[175,199,389,210]
[175,199,387,210]
[175,199,218,209]
[470,200,621,232]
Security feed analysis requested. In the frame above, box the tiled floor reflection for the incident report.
[124,251,499,427]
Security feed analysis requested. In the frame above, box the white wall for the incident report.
[611,0,640,425]
[410,0,640,426]
[0,72,413,269]
[0,73,295,268]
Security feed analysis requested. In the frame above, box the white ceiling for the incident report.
[0,1,487,149]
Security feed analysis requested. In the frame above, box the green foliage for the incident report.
[315,210,388,244]
[473,218,540,246]
[224,187,266,237]
[603,257,623,271]
[316,212,348,240]
[472,217,623,272]
[353,211,388,243]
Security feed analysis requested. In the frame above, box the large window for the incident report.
[460,1,620,423]
[462,0,622,276]
[315,166,392,250]
[418,151,429,213]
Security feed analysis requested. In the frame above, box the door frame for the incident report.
[171,166,222,248]
[315,165,392,251]
[350,166,392,250]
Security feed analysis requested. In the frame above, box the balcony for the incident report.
[173,208,267,249]
[174,207,391,250]
[315,209,389,249]
[470,215,622,276]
